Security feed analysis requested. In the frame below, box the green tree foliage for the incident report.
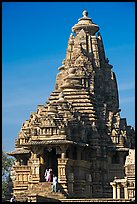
[2,150,14,199]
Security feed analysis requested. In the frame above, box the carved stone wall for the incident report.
[7,10,135,202]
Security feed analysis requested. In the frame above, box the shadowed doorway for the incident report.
[44,147,60,179]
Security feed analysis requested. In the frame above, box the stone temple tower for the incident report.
[8,11,135,202]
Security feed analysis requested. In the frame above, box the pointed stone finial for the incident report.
[82,10,88,18]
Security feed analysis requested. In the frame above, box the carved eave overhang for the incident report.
[20,139,89,147]
[8,147,31,156]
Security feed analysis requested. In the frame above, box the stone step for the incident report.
[59,198,131,202]
[32,188,52,193]
[29,183,52,194]
[39,192,65,199]
[27,182,66,201]
[30,182,59,194]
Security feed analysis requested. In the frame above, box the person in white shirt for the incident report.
[10,195,16,202]
[52,174,58,192]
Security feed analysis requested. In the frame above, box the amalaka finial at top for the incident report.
[72,10,99,35]
[82,10,88,18]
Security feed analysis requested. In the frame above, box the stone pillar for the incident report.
[117,183,121,199]
[123,183,129,199]
[40,153,45,181]
[61,152,66,159]
[58,144,70,195]
[33,152,37,159]
[29,147,41,182]
[58,158,69,194]
[110,182,117,199]
[40,155,44,164]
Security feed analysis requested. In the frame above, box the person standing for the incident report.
[45,168,50,182]
[10,195,16,202]
[52,174,58,192]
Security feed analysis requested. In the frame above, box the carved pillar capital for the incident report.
[117,183,121,188]
[110,182,116,187]
[60,144,69,159]
[32,146,44,159]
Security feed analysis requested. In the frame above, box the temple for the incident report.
[7,11,135,202]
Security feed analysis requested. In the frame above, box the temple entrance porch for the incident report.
[33,143,93,197]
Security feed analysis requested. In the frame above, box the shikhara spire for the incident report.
[7,11,135,202]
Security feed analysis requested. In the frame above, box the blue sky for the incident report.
[2,2,135,153]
